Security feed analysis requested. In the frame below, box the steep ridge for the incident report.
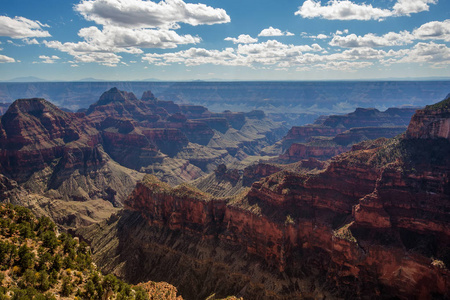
[85,88,286,173]
[0,98,100,181]
[406,93,450,139]
[0,98,144,228]
[83,95,450,299]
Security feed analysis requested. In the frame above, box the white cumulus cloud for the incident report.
[335,29,349,35]
[79,26,200,49]
[225,34,258,44]
[258,27,294,37]
[0,54,15,63]
[295,0,438,21]
[22,38,39,45]
[315,61,373,71]
[75,0,230,29]
[44,40,124,66]
[329,19,450,49]
[413,19,450,42]
[295,0,392,21]
[45,0,228,66]
[143,47,240,66]
[393,0,437,15]
[143,40,326,68]
[387,42,450,67]
[37,55,60,64]
[142,36,450,71]
[73,52,122,67]
[330,31,414,47]
[44,25,201,61]
[0,16,51,39]
[309,34,329,39]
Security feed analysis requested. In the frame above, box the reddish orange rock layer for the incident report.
[0,98,102,181]
[280,142,350,162]
[406,94,450,140]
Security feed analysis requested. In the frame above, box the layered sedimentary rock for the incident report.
[279,142,350,162]
[321,107,416,128]
[0,88,287,229]
[282,126,344,149]
[278,106,417,161]
[87,88,286,162]
[333,126,407,146]
[85,95,450,299]
[406,93,450,140]
[0,98,101,181]
[242,163,283,186]
[0,98,145,228]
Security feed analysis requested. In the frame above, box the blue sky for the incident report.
[0,0,449,81]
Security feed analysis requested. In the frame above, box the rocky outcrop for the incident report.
[179,104,210,118]
[242,163,282,186]
[207,118,288,157]
[320,107,417,128]
[141,90,157,102]
[280,126,407,162]
[0,88,288,232]
[154,100,181,114]
[216,111,246,130]
[0,88,286,198]
[278,106,417,162]
[175,144,232,173]
[282,125,344,149]
[193,118,230,133]
[406,93,450,140]
[333,126,407,146]
[86,88,285,159]
[86,88,151,124]
[179,121,214,146]
[0,98,101,181]
[280,142,350,162]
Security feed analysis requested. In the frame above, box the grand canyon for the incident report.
[2,0,450,298]
[0,84,448,299]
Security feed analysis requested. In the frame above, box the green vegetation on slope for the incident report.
[0,203,180,300]
[424,93,450,110]
[372,135,450,171]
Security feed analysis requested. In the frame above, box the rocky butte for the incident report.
[81,95,450,299]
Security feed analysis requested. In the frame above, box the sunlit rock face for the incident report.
[407,94,450,140]
[0,98,101,181]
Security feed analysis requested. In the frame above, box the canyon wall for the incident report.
[85,95,450,299]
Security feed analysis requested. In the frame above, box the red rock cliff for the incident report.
[406,94,450,140]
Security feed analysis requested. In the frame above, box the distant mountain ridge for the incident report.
[4,76,47,82]
[0,81,448,117]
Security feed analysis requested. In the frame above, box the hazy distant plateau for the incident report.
[0,81,448,115]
